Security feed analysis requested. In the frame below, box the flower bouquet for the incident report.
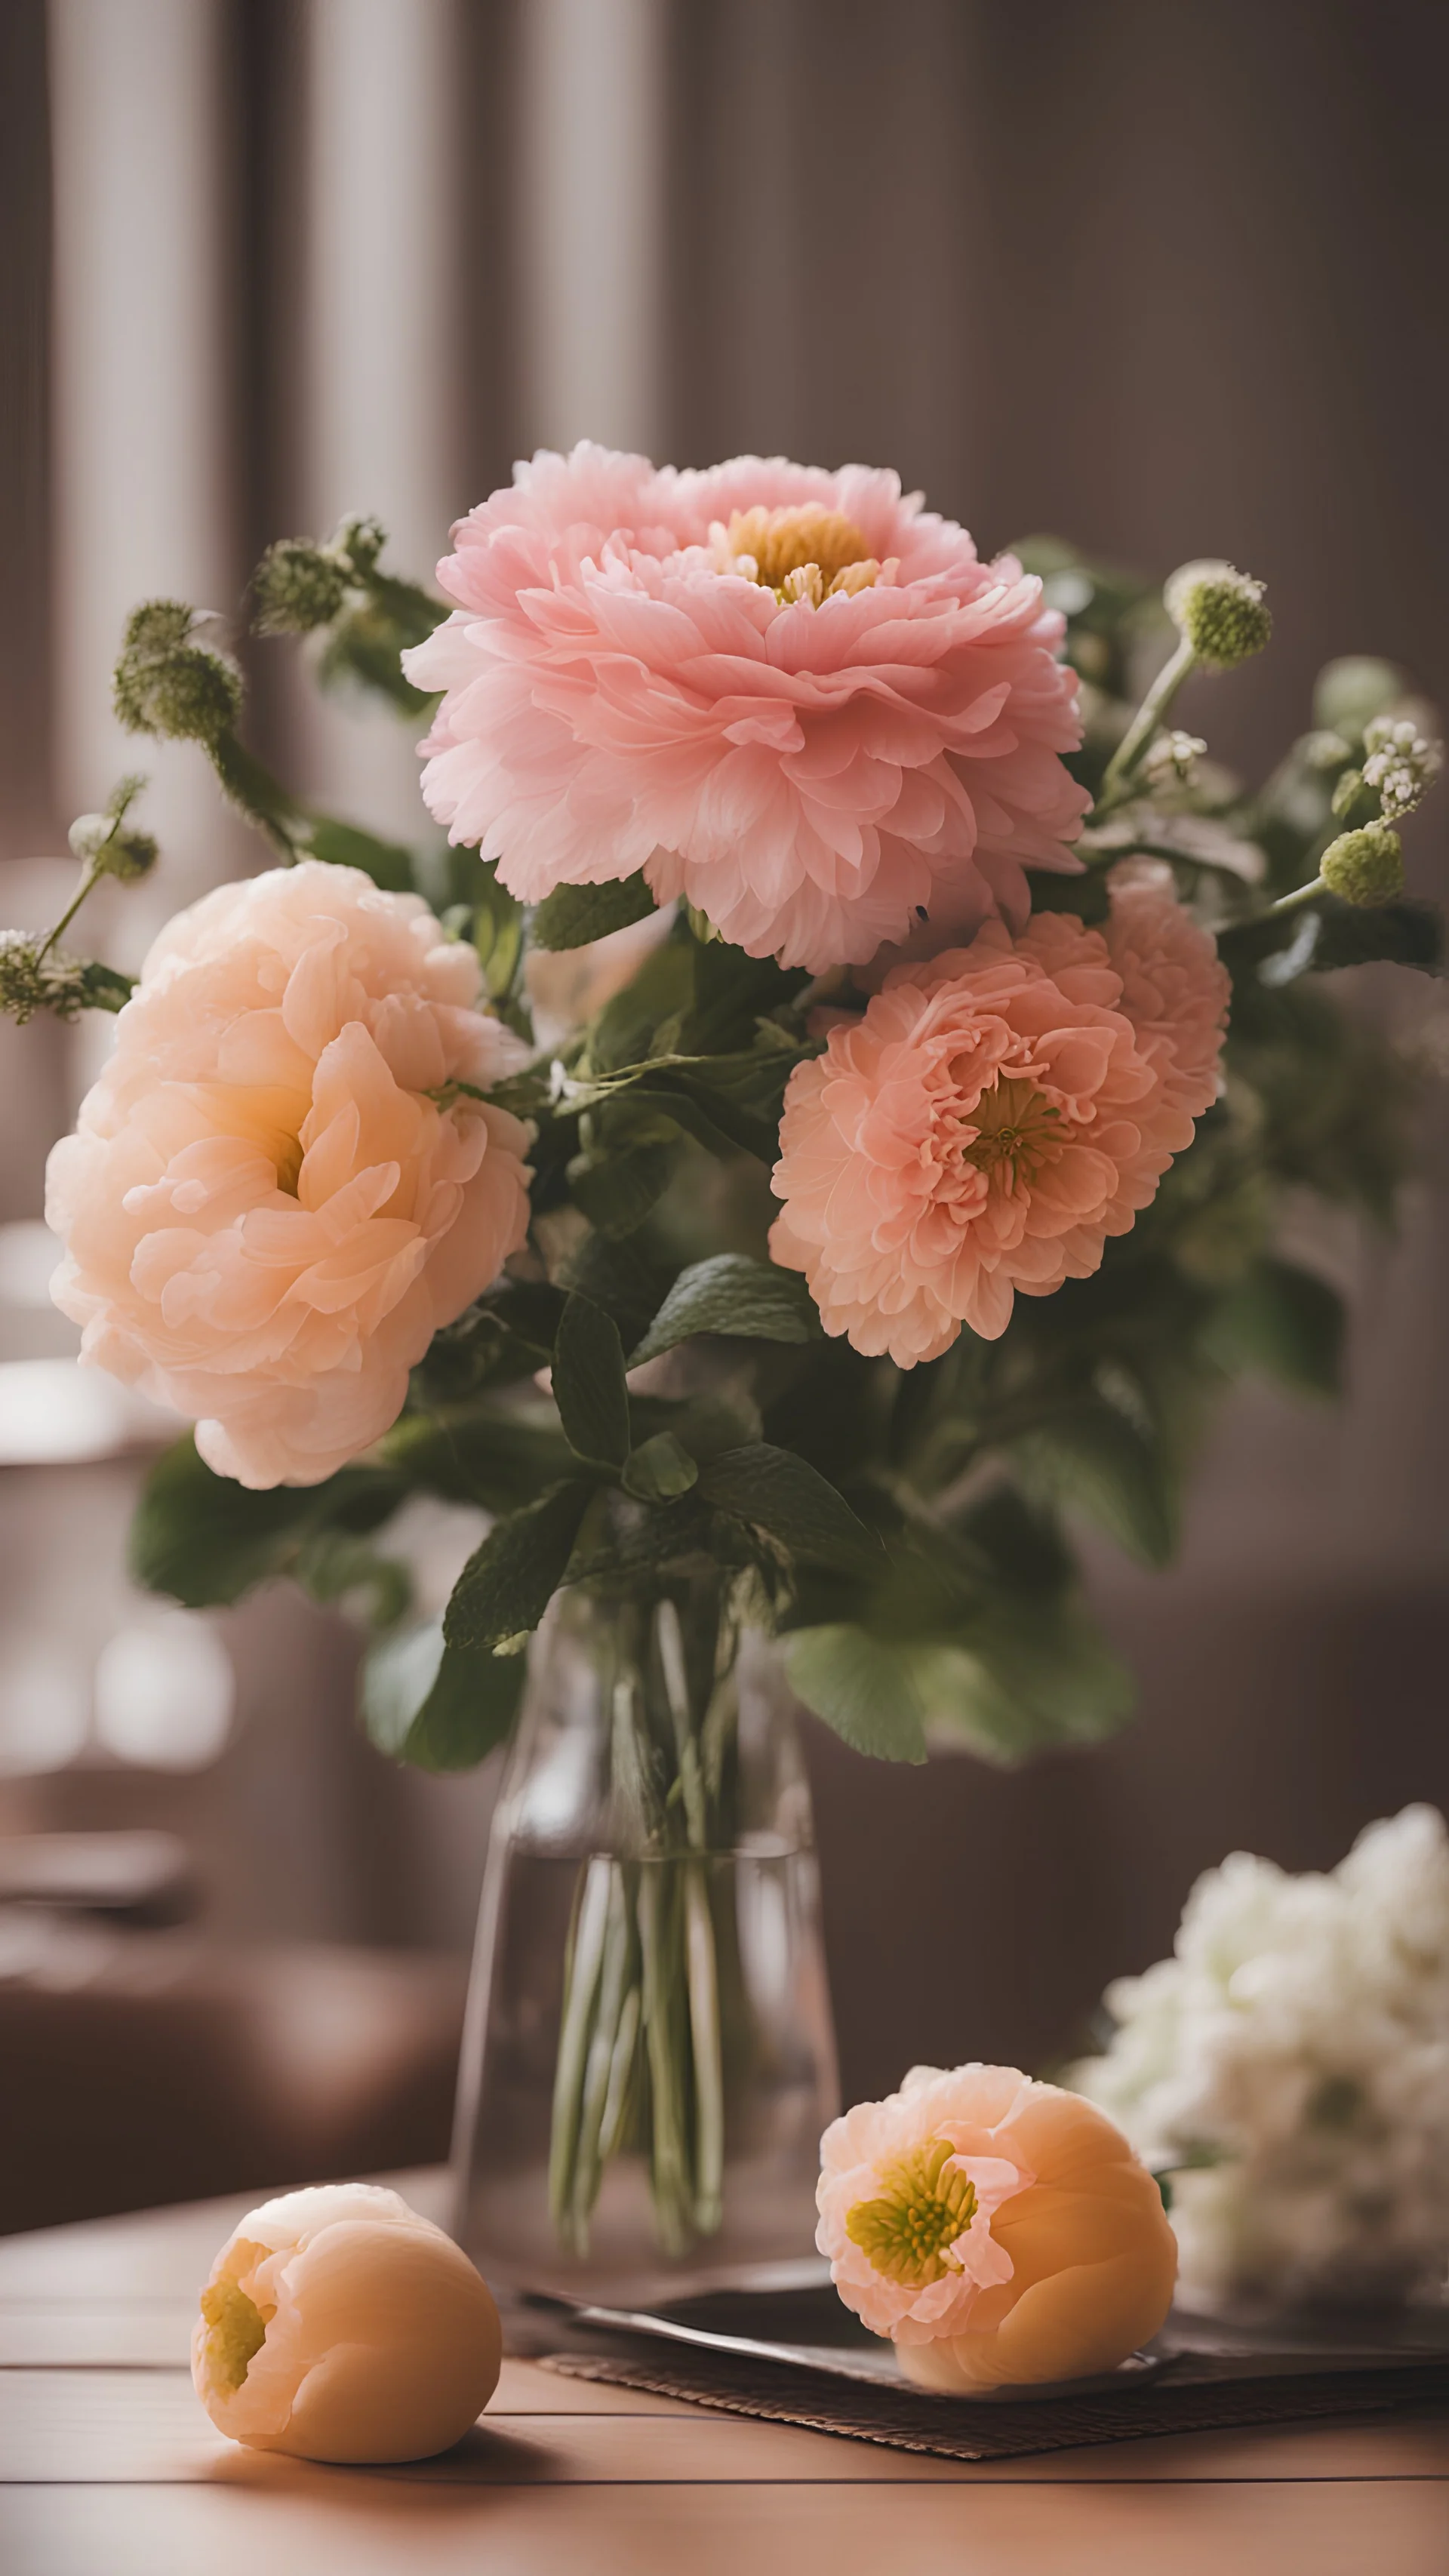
[8,447,1441,2297]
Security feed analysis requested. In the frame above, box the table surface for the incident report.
[2,2172,1446,2576]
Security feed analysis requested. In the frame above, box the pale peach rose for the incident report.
[192,2184,501,2462]
[768,885,1226,1361]
[817,2064,1177,2389]
[404,444,1087,973]
[47,863,531,1488]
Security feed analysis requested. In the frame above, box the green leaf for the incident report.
[917,1604,1135,1764]
[695,1445,880,1575]
[291,1530,412,1631]
[531,877,659,950]
[1308,897,1444,975]
[362,1620,526,1770]
[1014,1401,1176,1567]
[303,814,417,893]
[552,1293,631,1470]
[444,1480,592,1651]
[622,1432,700,1503]
[1204,1258,1345,1396]
[130,1433,402,1607]
[377,1405,575,1511]
[784,1627,928,1762]
[570,1140,678,1239]
[629,1255,823,1367]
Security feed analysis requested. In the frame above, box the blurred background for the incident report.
[2,0,1447,2233]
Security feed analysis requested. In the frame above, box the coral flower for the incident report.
[47,863,531,1488]
[817,2064,1177,2389]
[768,883,1227,1360]
[403,444,1088,973]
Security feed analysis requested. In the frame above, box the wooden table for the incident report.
[2,2174,1446,2575]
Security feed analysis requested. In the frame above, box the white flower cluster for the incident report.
[1362,713,1443,820]
[1072,1807,1449,2312]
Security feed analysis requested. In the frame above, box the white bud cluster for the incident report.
[1072,1805,1449,2312]
[1143,730,1208,788]
[1362,714,1442,821]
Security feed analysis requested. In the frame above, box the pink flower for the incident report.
[818,2064,1177,2389]
[768,885,1227,1360]
[46,863,531,1488]
[403,445,1088,973]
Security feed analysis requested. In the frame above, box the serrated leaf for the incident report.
[1204,1258,1345,1396]
[531,876,659,950]
[621,1432,699,1503]
[1014,1402,1176,1567]
[784,1626,928,1762]
[629,1255,822,1367]
[362,1619,525,1769]
[444,1480,592,1651]
[552,1292,631,1470]
[695,1444,880,1575]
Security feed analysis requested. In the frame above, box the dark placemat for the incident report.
[534,2310,1449,2464]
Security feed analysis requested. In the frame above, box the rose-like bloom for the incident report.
[192,2184,501,2461]
[403,444,1088,973]
[768,882,1227,1359]
[47,863,531,1488]
[817,2064,1177,2390]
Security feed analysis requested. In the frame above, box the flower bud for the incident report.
[113,601,243,746]
[192,2184,502,2464]
[1313,655,1405,740]
[253,538,349,635]
[1320,822,1404,907]
[0,934,89,1024]
[1143,729,1208,788]
[1361,713,1442,821]
[1164,560,1272,667]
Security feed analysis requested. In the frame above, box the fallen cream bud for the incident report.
[191,2184,501,2463]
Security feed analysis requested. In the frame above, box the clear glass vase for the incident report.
[451,1573,839,2304]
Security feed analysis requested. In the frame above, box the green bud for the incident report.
[0,932,90,1024]
[113,601,243,746]
[1319,822,1404,908]
[1164,559,1272,667]
[334,513,386,578]
[253,538,349,635]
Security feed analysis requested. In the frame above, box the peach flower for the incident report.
[768,884,1227,1360]
[192,2184,501,2462]
[403,444,1088,973]
[817,2064,1177,2389]
[47,863,531,1488]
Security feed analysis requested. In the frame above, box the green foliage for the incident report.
[694,1445,881,1577]
[553,1294,632,1470]
[131,1433,406,1611]
[362,1620,526,1770]
[1202,1258,1344,1397]
[629,1256,822,1366]
[444,1481,594,1651]
[622,1433,700,1503]
[532,878,660,949]
[303,815,417,894]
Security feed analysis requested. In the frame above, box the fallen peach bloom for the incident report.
[818,2064,1177,2390]
[192,2184,501,2462]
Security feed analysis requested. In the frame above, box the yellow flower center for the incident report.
[961,1076,1063,1189]
[199,2276,270,2389]
[712,504,881,606]
[844,2135,977,2285]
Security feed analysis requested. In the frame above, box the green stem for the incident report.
[548,1856,612,2249]
[34,861,105,968]
[1254,873,1327,922]
[1096,636,1198,814]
